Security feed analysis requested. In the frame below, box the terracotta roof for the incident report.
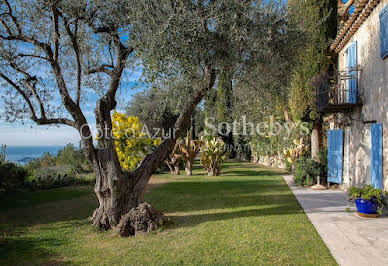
[330,0,381,53]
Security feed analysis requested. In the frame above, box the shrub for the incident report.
[285,160,293,173]
[0,143,94,192]
[348,185,388,215]
[56,144,84,171]
[25,144,92,174]
[0,162,28,191]
[293,156,321,186]
[26,165,76,189]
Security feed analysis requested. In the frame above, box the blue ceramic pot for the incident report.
[355,198,378,214]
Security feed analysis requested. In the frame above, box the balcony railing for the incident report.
[316,67,362,113]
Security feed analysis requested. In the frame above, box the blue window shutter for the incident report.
[328,129,344,184]
[348,42,358,104]
[380,5,388,59]
[371,124,383,189]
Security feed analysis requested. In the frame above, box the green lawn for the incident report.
[0,162,336,265]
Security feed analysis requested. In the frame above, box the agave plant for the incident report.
[200,137,229,176]
[179,130,203,176]
[164,143,182,175]
[283,137,309,164]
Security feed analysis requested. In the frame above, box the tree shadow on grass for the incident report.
[165,203,304,229]
[146,177,297,213]
[0,193,97,226]
[224,170,284,177]
[0,235,64,265]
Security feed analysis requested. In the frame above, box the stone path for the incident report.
[283,175,388,266]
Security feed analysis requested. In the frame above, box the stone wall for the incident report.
[252,154,286,169]
[336,0,388,189]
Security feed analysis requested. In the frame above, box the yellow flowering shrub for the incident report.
[112,111,161,170]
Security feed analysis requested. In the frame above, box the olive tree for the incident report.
[0,0,294,236]
[288,0,337,160]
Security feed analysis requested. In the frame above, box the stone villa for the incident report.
[317,0,388,189]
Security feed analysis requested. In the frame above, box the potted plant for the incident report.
[348,185,387,218]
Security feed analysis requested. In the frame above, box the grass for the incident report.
[0,186,90,211]
[0,161,336,265]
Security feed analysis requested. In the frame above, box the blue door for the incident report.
[328,130,344,184]
[348,41,358,104]
[371,124,383,189]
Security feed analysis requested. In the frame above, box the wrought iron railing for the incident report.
[316,67,362,112]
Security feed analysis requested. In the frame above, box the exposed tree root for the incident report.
[116,202,168,237]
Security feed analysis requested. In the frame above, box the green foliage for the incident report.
[126,87,181,131]
[1,143,93,192]
[26,166,76,190]
[285,160,293,173]
[293,157,321,186]
[0,162,28,191]
[25,144,91,174]
[250,130,296,159]
[56,144,89,172]
[216,67,233,124]
[293,149,328,186]
[204,90,217,138]
[288,0,338,122]
[348,185,388,215]
[130,0,301,145]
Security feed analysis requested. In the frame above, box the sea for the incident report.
[4,146,63,164]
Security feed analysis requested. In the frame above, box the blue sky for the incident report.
[0,17,145,147]
[343,0,356,14]
[0,70,144,147]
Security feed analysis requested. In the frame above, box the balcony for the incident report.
[316,67,362,113]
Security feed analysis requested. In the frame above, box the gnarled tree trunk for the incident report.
[91,148,167,236]
[89,68,216,236]
[165,159,181,175]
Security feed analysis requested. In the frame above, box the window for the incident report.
[380,5,388,59]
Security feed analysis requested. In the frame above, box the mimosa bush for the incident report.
[112,112,161,170]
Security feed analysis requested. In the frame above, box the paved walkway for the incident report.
[283,175,388,266]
